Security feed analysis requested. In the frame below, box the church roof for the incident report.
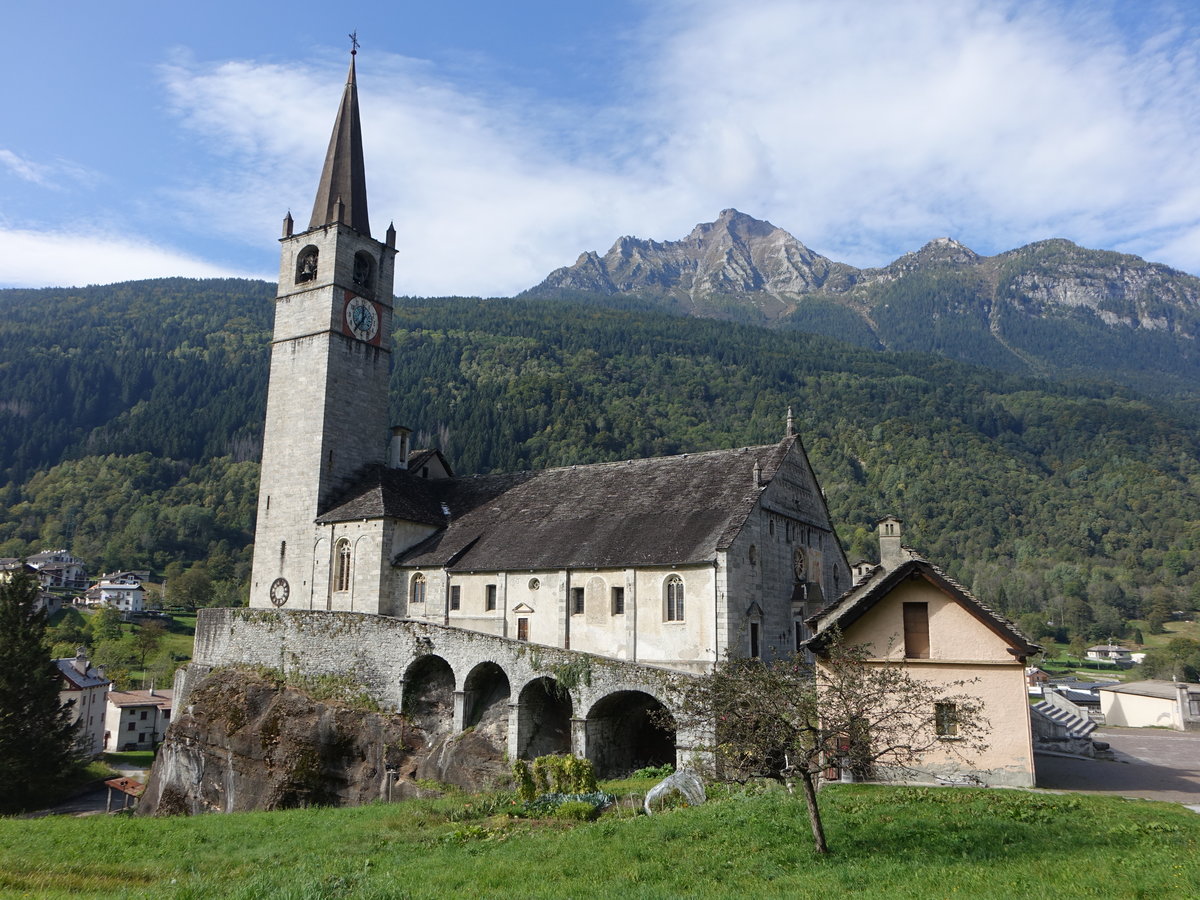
[804,557,1040,658]
[321,439,800,570]
[309,53,370,235]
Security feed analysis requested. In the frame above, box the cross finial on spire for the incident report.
[349,31,360,55]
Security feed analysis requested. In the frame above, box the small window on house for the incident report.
[486,584,497,611]
[517,617,529,641]
[903,603,930,659]
[611,586,625,615]
[665,576,684,622]
[295,245,319,283]
[449,585,460,611]
[140,710,148,720]
[528,578,540,591]
[127,722,135,731]
[334,539,352,592]
[571,587,585,615]
[1189,693,1200,717]
[935,702,958,737]
[280,540,286,559]
[411,573,426,604]
[750,622,761,658]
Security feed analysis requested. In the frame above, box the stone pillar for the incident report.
[625,568,637,662]
[570,716,588,760]
[453,690,467,733]
[508,701,524,760]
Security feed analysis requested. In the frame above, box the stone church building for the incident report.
[247,51,849,673]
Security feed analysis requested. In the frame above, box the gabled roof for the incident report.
[401,440,795,570]
[55,657,109,690]
[804,557,1040,658]
[407,448,454,478]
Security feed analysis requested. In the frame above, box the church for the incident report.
[247,49,849,673]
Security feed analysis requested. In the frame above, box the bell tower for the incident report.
[250,45,397,610]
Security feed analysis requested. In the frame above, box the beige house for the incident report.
[1099,681,1200,731]
[105,688,173,751]
[55,649,110,756]
[804,520,1040,787]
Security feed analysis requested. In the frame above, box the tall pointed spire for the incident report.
[309,49,371,235]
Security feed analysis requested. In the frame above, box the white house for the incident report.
[1098,680,1200,731]
[1086,644,1132,663]
[55,649,110,756]
[91,578,145,613]
[104,688,173,751]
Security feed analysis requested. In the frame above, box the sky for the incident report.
[3,0,1200,297]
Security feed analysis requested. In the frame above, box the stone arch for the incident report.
[461,661,511,730]
[352,250,375,293]
[585,690,676,779]
[402,654,455,736]
[516,676,572,759]
[295,244,318,283]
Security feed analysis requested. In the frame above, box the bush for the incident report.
[553,801,600,822]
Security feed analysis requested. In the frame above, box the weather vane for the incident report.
[349,31,360,55]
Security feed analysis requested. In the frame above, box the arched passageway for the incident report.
[516,676,572,759]
[462,661,511,730]
[402,654,455,735]
[585,690,676,779]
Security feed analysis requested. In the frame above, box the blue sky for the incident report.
[4,0,1200,296]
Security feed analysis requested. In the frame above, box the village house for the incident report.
[55,648,110,756]
[803,518,1040,787]
[1086,644,1133,664]
[104,687,173,752]
[87,577,145,614]
[26,549,89,592]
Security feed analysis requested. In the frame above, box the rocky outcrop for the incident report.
[139,667,508,815]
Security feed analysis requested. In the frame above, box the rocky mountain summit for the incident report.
[527,212,1200,394]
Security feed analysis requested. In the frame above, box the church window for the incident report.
[334,539,352,592]
[750,622,761,658]
[280,541,286,559]
[935,702,958,737]
[352,251,375,291]
[664,576,684,622]
[769,519,775,537]
[528,578,540,591]
[571,587,585,615]
[903,602,930,659]
[295,245,319,283]
[611,586,625,615]
[748,545,757,566]
[411,573,426,604]
[450,586,460,611]
[486,584,497,611]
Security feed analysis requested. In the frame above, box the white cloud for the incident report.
[12,1,1200,294]
[0,149,93,189]
[0,228,261,289]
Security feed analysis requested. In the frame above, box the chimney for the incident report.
[786,406,796,437]
[878,517,904,570]
[389,426,411,469]
[752,460,762,487]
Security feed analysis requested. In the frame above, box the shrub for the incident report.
[553,801,600,822]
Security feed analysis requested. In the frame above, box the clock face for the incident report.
[344,294,380,343]
[269,577,290,607]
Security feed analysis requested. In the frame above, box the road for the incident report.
[1035,726,1200,807]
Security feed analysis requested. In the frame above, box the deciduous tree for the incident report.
[669,636,987,854]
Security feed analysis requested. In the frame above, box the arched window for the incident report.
[664,576,684,622]
[352,251,374,291]
[334,539,351,593]
[295,245,319,283]
[411,573,426,604]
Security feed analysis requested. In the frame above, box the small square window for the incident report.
[935,702,958,737]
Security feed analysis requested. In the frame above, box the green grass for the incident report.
[102,750,156,769]
[1,785,1197,898]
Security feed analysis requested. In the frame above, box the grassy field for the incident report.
[2,783,1197,898]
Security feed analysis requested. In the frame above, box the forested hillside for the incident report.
[1,279,1197,644]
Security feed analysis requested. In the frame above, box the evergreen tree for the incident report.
[0,569,81,813]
